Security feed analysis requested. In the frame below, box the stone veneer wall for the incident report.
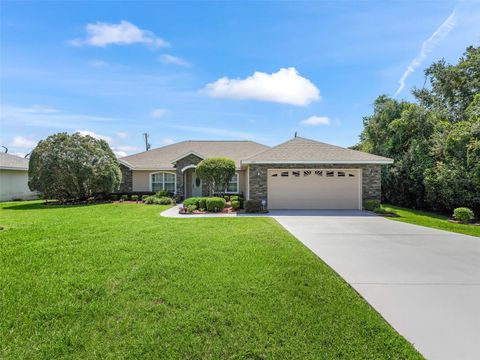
[248,163,381,207]
[118,164,133,192]
[175,154,204,199]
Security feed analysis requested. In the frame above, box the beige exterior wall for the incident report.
[132,170,152,191]
[132,169,246,194]
[238,170,246,195]
[0,169,37,201]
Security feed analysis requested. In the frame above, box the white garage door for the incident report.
[267,169,361,210]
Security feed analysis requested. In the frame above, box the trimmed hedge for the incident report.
[131,195,139,201]
[183,197,205,207]
[245,200,262,213]
[206,197,226,212]
[144,196,173,205]
[453,207,474,222]
[231,200,241,210]
[198,198,207,210]
[157,197,173,205]
[230,195,244,208]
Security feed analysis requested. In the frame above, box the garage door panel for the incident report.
[267,169,361,210]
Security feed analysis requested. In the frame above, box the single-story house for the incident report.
[0,152,37,202]
[119,136,393,210]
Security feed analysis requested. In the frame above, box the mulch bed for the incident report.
[448,219,480,226]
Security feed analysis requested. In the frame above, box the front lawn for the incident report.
[382,204,480,237]
[0,201,421,359]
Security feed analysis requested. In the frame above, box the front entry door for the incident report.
[191,171,202,197]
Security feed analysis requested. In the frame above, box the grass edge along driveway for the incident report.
[0,201,423,359]
[383,204,480,237]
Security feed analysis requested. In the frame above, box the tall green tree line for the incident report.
[358,45,480,214]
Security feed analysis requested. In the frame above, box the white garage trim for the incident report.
[267,168,362,210]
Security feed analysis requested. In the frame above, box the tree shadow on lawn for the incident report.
[2,201,109,211]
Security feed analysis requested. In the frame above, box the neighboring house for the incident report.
[0,152,37,202]
[119,136,393,210]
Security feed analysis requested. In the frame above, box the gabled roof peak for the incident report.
[242,136,393,164]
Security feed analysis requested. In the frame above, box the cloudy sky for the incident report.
[1,1,479,157]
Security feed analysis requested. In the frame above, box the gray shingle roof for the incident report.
[242,137,393,164]
[0,152,29,170]
[120,140,270,170]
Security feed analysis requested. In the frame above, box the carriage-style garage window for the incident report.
[151,172,176,193]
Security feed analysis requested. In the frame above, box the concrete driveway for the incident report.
[271,210,480,360]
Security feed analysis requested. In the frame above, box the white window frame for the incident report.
[225,173,239,193]
[149,171,177,193]
[215,173,239,194]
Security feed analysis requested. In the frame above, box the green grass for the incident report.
[382,204,480,237]
[0,201,422,359]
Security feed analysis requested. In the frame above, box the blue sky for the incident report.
[1,1,479,157]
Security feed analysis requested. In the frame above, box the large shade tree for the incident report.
[28,132,122,201]
[195,157,236,196]
[357,45,480,214]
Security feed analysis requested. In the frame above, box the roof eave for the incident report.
[0,166,28,171]
[242,159,394,165]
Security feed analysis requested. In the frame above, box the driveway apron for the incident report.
[270,210,480,360]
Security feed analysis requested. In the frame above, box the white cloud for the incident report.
[394,9,457,96]
[116,131,129,139]
[70,20,169,48]
[10,136,37,148]
[300,116,331,126]
[114,151,128,158]
[170,125,255,139]
[162,138,175,145]
[158,54,191,67]
[151,108,168,118]
[204,67,320,106]
[115,145,137,152]
[1,104,120,129]
[87,60,109,68]
[76,130,112,144]
[25,104,60,113]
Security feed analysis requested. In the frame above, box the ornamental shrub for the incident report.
[142,195,149,201]
[198,198,207,210]
[245,200,262,213]
[28,132,121,201]
[364,199,381,211]
[187,204,197,213]
[131,195,139,201]
[144,196,156,204]
[120,194,129,201]
[206,197,226,212]
[230,195,244,208]
[156,189,172,197]
[156,197,173,205]
[231,200,241,210]
[453,207,474,222]
[195,158,236,196]
[183,197,203,207]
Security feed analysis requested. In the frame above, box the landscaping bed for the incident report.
[179,196,267,215]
